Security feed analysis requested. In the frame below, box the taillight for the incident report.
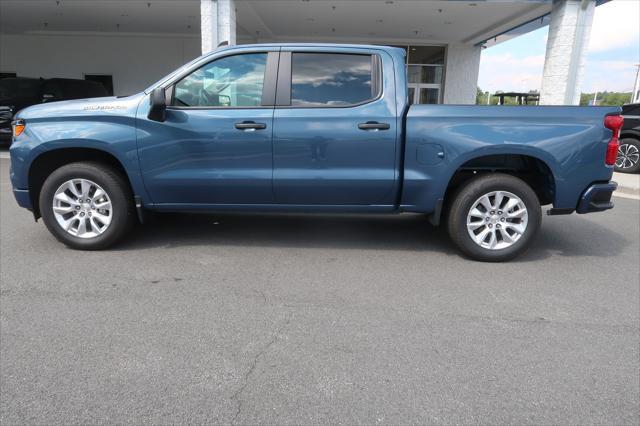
[604,114,623,166]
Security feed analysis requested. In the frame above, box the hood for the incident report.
[16,93,146,120]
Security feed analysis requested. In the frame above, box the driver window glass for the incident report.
[173,53,267,107]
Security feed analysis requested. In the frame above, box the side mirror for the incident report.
[148,87,166,122]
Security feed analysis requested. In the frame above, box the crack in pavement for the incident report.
[230,312,292,425]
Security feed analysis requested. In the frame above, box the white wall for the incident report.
[443,43,482,104]
[0,33,201,96]
[0,33,482,104]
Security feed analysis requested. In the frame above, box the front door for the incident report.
[272,49,398,205]
[137,51,277,205]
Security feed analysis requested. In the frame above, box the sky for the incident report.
[477,0,640,94]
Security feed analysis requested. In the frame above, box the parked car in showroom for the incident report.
[0,77,108,145]
[616,103,640,173]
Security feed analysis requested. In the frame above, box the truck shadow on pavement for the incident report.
[114,211,630,262]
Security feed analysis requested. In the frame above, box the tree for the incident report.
[580,91,632,106]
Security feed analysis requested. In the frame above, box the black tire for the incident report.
[447,173,541,262]
[39,162,135,250]
[614,138,640,174]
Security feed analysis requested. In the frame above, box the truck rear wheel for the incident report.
[447,173,541,262]
[39,162,135,250]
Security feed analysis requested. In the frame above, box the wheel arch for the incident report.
[431,151,557,225]
[28,147,137,219]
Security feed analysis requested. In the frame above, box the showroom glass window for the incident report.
[290,53,376,107]
[173,53,267,107]
[392,45,445,104]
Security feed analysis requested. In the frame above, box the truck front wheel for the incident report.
[447,173,541,262]
[39,162,135,250]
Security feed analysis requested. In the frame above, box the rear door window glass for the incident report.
[290,53,376,107]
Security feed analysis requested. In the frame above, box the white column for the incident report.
[632,65,640,103]
[539,0,595,105]
[443,43,482,104]
[217,0,236,47]
[200,0,218,54]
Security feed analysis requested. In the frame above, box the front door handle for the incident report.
[234,121,267,130]
[358,121,390,131]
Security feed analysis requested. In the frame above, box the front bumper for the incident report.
[13,188,32,210]
[576,181,617,214]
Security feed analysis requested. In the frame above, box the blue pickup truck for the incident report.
[9,44,624,261]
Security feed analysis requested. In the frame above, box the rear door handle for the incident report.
[234,121,267,130]
[358,121,390,131]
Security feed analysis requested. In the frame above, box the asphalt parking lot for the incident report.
[1,156,639,424]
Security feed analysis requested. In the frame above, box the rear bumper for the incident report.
[576,181,617,214]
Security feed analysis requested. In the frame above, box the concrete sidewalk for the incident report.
[613,172,640,199]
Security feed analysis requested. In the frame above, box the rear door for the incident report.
[272,48,398,205]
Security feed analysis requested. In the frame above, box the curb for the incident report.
[613,172,640,200]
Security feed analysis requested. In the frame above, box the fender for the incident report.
[438,144,560,200]
[9,93,152,206]
[24,140,150,205]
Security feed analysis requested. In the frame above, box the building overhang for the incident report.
[1,0,555,46]
[481,0,610,48]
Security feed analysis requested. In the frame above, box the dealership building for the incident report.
[0,0,604,105]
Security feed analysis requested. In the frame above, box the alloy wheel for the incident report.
[52,178,113,238]
[466,190,528,250]
[616,143,640,169]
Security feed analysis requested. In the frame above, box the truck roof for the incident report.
[210,42,406,56]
